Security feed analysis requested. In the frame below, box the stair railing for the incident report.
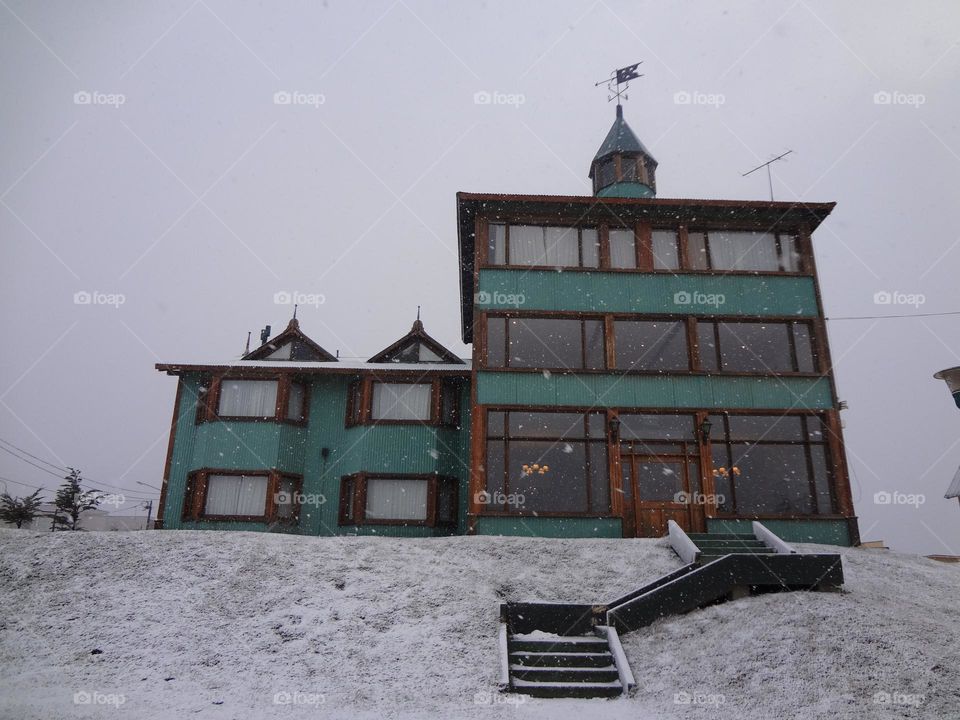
[752,521,797,554]
[594,624,636,694]
[667,519,701,564]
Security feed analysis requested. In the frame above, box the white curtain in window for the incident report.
[651,230,679,270]
[543,227,579,266]
[286,383,305,420]
[609,229,637,268]
[709,231,779,271]
[218,380,278,416]
[509,225,546,265]
[365,478,428,520]
[276,477,296,519]
[581,228,599,267]
[205,474,268,516]
[371,383,432,420]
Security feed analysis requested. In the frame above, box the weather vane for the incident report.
[595,62,643,105]
[741,150,793,201]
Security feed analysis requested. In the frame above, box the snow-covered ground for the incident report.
[0,529,957,719]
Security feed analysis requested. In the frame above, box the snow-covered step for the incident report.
[505,631,628,698]
[511,677,623,699]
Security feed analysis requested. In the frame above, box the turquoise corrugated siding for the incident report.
[476,371,834,409]
[706,518,852,546]
[161,374,472,537]
[473,517,622,538]
[477,269,819,316]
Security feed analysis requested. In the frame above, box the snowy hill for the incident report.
[0,529,957,719]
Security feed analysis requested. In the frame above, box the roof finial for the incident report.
[417,305,421,321]
[412,306,424,332]
[244,331,251,355]
[595,62,643,107]
[293,303,298,321]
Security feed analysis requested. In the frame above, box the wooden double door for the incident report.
[620,447,706,538]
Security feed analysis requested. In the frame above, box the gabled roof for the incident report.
[946,465,960,499]
[243,319,337,362]
[368,318,465,364]
[590,105,656,173]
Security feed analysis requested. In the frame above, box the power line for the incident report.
[0,437,67,472]
[827,310,960,321]
[0,445,65,479]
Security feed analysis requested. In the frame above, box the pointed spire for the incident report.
[589,105,658,198]
[412,306,424,333]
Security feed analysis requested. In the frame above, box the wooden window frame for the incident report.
[479,311,825,379]
[344,376,460,427]
[695,319,821,374]
[199,374,310,426]
[708,412,837,518]
[482,313,607,371]
[481,409,611,518]
[485,222,602,270]
[337,472,458,527]
[182,468,303,524]
[478,218,812,276]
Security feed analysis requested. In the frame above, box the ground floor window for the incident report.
[183,469,302,523]
[709,414,834,515]
[338,473,457,527]
[483,410,610,515]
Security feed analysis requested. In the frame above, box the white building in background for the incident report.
[4,502,151,531]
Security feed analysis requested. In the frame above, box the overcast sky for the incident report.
[2,1,959,553]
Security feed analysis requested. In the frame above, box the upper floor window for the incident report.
[613,320,689,371]
[488,224,599,268]
[346,377,461,427]
[698,321,816,373]
[483,222,805,274]
[687,231,800,272]
[204,376,308,424]
[486,317,605,370]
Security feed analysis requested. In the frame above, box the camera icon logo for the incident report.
[73,291,92,305]
[73,691,91,705]
[273,91,292,105]
[873,291,892,305]
[273,291,293,305]
[873,91,892,105]
[673,91,691,105]
[873,491,892,505]
[673,291,692,305]
[73,91,92,105]
[473,91,492,105]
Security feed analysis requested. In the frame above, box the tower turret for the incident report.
[589,105,657,198]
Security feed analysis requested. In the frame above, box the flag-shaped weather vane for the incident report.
[595,62,643,105]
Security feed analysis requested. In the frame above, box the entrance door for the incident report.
[621,453,702,537]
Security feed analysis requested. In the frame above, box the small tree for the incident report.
[0,489,44,528]
[53,469,101,531]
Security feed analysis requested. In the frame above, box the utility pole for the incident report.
[143,500,153,530]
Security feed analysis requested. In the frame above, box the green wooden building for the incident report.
[155,106,859,546]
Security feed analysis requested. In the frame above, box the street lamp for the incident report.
[136,481,161,491]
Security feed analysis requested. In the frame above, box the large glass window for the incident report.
[688,230,801,272]
[484,411,609,515]
[338,474,457,526]
[371,383,432,421]
[204,473,269,517]
[614,320,689,370]
[609,228,637,268]
[651,230,680,270]
[486,317,605,370]
[366,478,429,521]
[698,321,816,373]
[487,224,599,268]
[217,379,278,417]
[710,414,833,515]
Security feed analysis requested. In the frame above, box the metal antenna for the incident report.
[595,62,643,105]
[742,150,793,201]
